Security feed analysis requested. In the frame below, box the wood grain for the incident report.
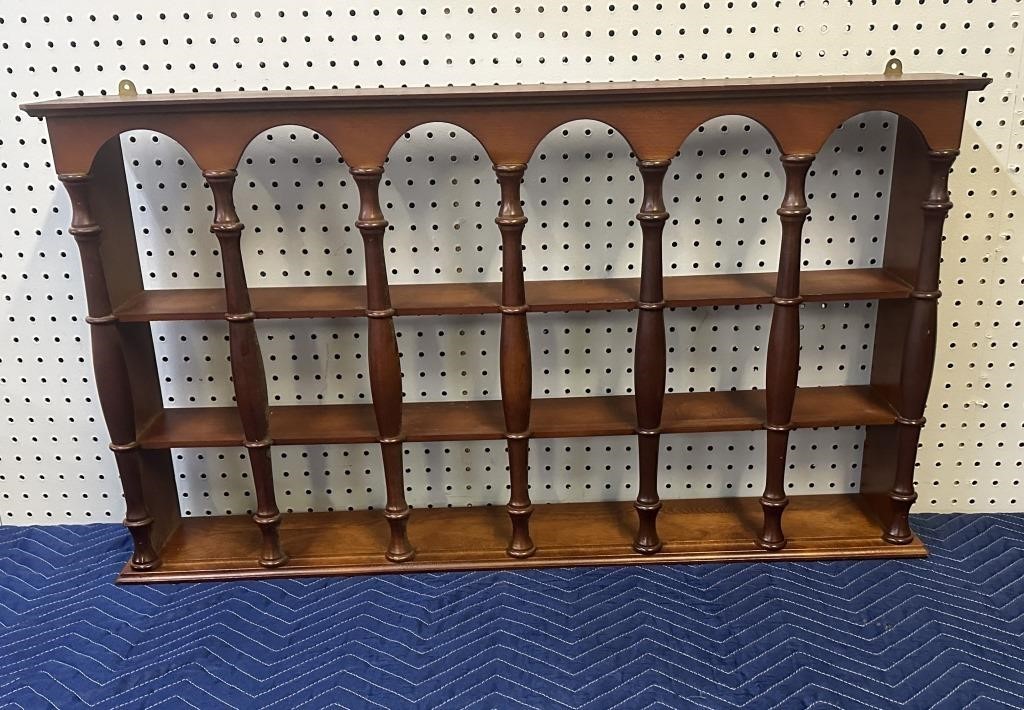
[862,118,931,531]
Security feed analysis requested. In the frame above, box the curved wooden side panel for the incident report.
[882,149,957,543]
[59,172,160,571]
[862,117,959,545]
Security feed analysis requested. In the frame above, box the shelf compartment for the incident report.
[114,268,912,322]
[117,493,926,583]
[136,384,896,449]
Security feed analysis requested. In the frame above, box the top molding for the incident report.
[21,73,990,117]
[22,72,992,173]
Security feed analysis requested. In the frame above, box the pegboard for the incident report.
[1,1,1020,525]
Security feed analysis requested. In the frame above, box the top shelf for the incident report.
[21,73,990,117]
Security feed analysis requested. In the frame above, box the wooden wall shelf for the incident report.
[22,69,989,582]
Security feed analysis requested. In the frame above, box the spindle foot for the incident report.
[882,490,917,545]
[756,537,787,552]
[385,545,416,563]
[253,512,288,568]
[506,542,536,559]
[384,508,416,562]
[883,529,915,545]
[632,538,663,555]
[258,553,289,569]
[506,504,536,558]
[129,554,161,572]
[633,499,663,554]
[125,517,161,571]
[258,547,289,568]
[882,516,915,545]
[757,496,789,551]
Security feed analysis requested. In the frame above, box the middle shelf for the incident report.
[137,384,896,449]
[116,267,912,321]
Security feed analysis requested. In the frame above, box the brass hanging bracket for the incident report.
[118,79,138,97]
[884,58,903,78]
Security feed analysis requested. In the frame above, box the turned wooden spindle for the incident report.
[632,159,671,554]
[59,173,161,571]
[759,153,814,551]
[494,163,536,558]
[351,166,415,562]
[204,169,287,568]
[884,149,958,544]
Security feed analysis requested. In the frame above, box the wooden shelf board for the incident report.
[136,384,895,449]
[117,493,926,583]
[114,268,912,322]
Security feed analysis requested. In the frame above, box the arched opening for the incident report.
[380,123,501,509]
[660,117,782,500]
[667,115,783,278]
[235,125,358,288]
[379,122,498,401]
[116,130,235,410]
[805,111,898,272]
[116,131,252,518]
[521,119,639,412]
[119,130,218,291]
[380,122,497,285]
[665,116,783,398]
[233,125,369,409]
[522,120,640,281]
[801,111,900,391]
[519,120,641,503]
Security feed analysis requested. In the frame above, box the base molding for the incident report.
[118,493,926,583]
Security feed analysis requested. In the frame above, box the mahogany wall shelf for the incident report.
[22,68,990,582]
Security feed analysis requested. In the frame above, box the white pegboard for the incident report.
[1,1,1020,523]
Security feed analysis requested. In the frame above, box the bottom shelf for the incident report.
[119,494,926,583]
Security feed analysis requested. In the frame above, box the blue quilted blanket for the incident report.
[1,514,1022,708]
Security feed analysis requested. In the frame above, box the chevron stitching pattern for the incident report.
[1,514,1023,709]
